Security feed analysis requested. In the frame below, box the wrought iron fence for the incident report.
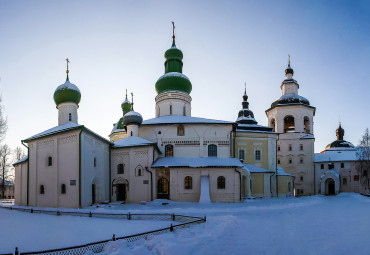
[0,206,205,255]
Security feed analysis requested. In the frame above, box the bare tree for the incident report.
[356,128,370,193]
[13,146,26,161]
[0,97,7,142]
[0,144,12,198]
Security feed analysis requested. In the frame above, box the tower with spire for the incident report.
[265,56,316,196]
[155,22,192,117]
[53,58,81,126]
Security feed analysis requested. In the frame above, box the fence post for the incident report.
[204,216,206,222]
[171,213,175,221]
[89,211,92,217]
[57,211,61,216]
[14,247,19,255]
[112,234,116,241]
[170,224,174,232]
[128,212,131,220]
[31,208,33,213]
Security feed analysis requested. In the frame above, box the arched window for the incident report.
[183,105,186,116]
[40,185,45,194]
[255,150,261,161]
[177,125,184,136]
[165,145,173,157]
[184,176,192,189]
[117,164,124,174]
[94,157,97,167]
[68,113,72,121]
[343,178,347,185]
[135,165,144,176]
[170,105,172,115]
[61,184,66,194]
[208,144,217,157]
[47,156,52,166]
[217,176,225,189]
[130,131,133,136]
[284,116,295,133]
[270,118,276,132]
[288,182,292,192]
[304,117,310,134]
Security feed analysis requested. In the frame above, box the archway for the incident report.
[112,178,129,201]
[284,116,295,133]
[325,178,335,195]
[157,177,169,199]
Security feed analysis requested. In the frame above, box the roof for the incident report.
[142,115,233,125]
[113,137,155,148]
[13,156,28,166]
[151,157,244,168]
[243,163,274,174]
[277,166,295,177]
[300,134,315,139]
[23,122,112,144]
[314,149,358,162]
[236,123,275,133]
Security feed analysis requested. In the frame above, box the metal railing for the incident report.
[0,206,206,255]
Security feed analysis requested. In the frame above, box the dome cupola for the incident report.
[122,93,143,126]
[325,122,354,149]
[54,58,81,106]
[236,85,257,125]
[155,22,192,95]
[285,54,294,76]
[121,89,132,115]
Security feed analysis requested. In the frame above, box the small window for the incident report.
[341,163,344,168]
[61,184,66,194]
[364,170,368,177]
[170,105,172,115]
[300,157,303,164]
[277,158,281,164]
[288,182,291,192]
[321,164,324,169]
[94,157,97,167]
[184,176,192,189]
[300,144,303,151]
[208,144,217,157]
[165,145,174,157]
[135,165,144,176]
[40,185,45,195]
[343,178,347,185]
[47,156,52,166]
[130,131,133,136]
[117,164,124,174]
[183,106,186,116]
[68,113,72,121]
[239,149,245,161]
[300,176,304,182]
[255,150,261,161]
[289,158,292,164]
[217,176,225,189]
[354,175,359,181]
[328,163,334,170]
[300,189,304,194]
[277,146,280,152]
[289,144,292,151]
[177,125,185,136]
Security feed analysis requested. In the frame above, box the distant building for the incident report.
[0,179,14,199]
[314,123,364,195]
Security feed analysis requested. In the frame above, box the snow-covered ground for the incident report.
[0,208,175,254]
[1,193,369,255]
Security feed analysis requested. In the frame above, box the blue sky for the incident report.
[0,0,369,152]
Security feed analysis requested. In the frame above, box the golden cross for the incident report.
[66,58,70,72]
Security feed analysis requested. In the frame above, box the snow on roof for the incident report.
[55,80,80,93]
[314,149,358,162]
[13,156,28,166]
[157,72,190,81]
[320,170,340,180]
[300,134,315,139]
[151,157,244,168]
[24,122,82,141]
[243,163,274,173]
[142,115,233,125]
[277,166,295,177]
[113,137,155,148]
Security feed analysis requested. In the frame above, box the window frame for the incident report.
[208,144,217,157]
[61,184,66,194]
[217,176,226,189]
[117,164,124,174]
[165,144,174,157]
[255,149,261,161]
[184,176,192,190]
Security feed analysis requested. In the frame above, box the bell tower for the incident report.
[265,56,316,196]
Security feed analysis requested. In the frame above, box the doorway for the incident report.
[116,184,126,201]
[157,177,169,199]
[92,184,96,204]
[326,178,335,195]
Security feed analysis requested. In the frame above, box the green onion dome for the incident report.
[121,97,132,115]
[123,110,143,126]
[54,80,81,106]
[155,43,192,95]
